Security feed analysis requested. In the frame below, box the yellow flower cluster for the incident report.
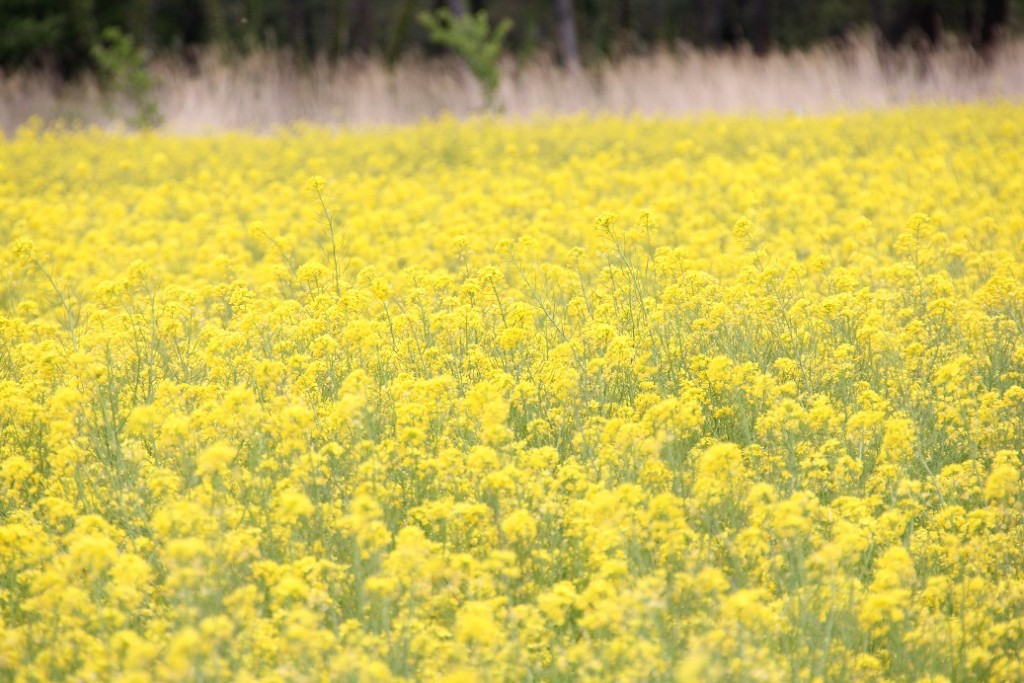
[2,106,1023,681]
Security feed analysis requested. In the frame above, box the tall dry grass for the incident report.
[3,33,1024,133]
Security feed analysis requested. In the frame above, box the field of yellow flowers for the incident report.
[2,105,1023,682]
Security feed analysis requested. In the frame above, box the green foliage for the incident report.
[418,8,513,110]
[0,0,96,71]
[0,0,1022,75]
[89,26,161,129]
[0,13,64,65]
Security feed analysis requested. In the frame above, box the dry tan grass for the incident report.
[3,34,1024,134]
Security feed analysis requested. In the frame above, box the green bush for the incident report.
[418,8,513,110]
[90,26,161,129]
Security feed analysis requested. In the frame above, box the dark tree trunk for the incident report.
[749,0,771,55]
[699,0,731,47]
[203,0,228,45]
[555,0,580,68]
[700,0,721,45]
[126,0,156,52]
[351,0,373,53]
[881,1,941,47]
[288,0,307,58]
[980,0,1008,48]
[386,0,418,65]
[446,0,469,17]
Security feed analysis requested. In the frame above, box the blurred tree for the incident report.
[749,0,772,53]
[387,0,420,65]
[447,0,470,15]
[123,0,155,50]
[0,0,94,72]
[555,0,580,67]
[980,0,1009,48]
[419,6,513,107]
[351,0,375,54]
[68,0,99,60]
[0,0,1020,71]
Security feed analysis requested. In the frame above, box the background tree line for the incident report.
[2,0,1020,74]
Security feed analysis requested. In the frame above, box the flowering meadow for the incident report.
[1,106,1024,682]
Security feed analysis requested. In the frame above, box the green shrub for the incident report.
[418,8,513,111]
[90,26,161,129]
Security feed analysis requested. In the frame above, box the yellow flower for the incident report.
[305,175,327,194]
[195,441,236,478]
[2,104,1024,681]
[985,455,1020,504]
[274,488,315,525]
